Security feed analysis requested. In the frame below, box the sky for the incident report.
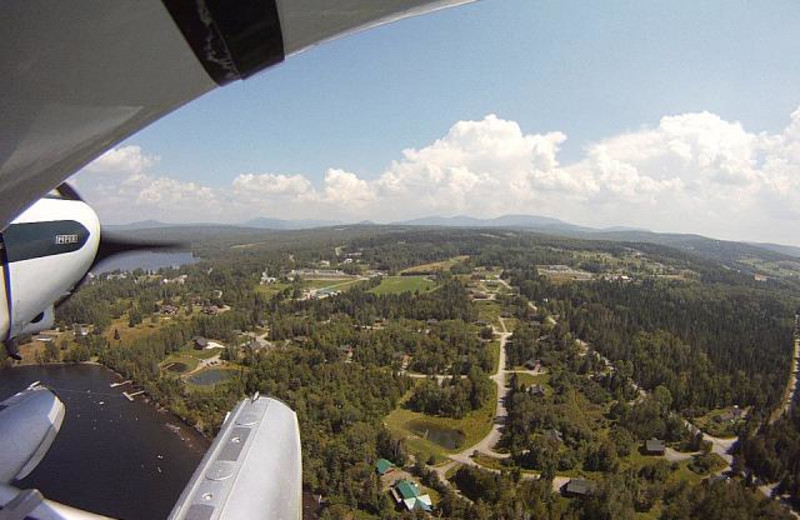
[73,0,800,245]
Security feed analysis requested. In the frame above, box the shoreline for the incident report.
[2,359,214,442]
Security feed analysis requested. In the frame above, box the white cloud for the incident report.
[72,108,800,244]
[84,145,157,176]
[323,168,376,207]
[232,173,313,198]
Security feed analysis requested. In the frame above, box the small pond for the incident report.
[408,419,465,450]
[166,362,188,373]
[188,368,233,386]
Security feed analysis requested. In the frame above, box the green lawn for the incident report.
[302,278,358,289]
[488,340,501,373]
[254,282,290,298]
[161,354,199,374]
[190,347,224,359]
[370,276,437,295]
[508,372,551,386]
[400,256,469,274]
[385,383,497,462]
[693,409,740,438]
[476,300,502,328]
[507,372,552,395]
[472,453,507,471]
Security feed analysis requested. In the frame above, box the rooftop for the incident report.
[645,439,666,453]
[395,479,421,500]
[375,459,395,475]
[565,479,594,496]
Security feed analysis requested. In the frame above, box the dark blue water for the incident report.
[0,365,208,519]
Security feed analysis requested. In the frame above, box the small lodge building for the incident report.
[529,384,546,397]
[564,479,595,497]
[202,305,221,316]
[391,479,433,513]
[645,439,666,456]
[159,304,179,316]
[193,337,208,350]
[246,339,271,351]
[524,358,542,371]
[715,406,744,423]
[375,459,395,476]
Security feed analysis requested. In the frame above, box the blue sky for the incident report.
[79,0,800,245]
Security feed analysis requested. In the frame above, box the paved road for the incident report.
[436,457,569,494]
[773,315,800,423]
[450,317,512,460]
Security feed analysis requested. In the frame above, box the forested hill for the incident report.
[109,220,800,275]
[25,224,800,518]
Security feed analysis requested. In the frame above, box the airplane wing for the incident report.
[0,0,474,232]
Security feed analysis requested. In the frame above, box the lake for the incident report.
[0,365,208,519]
[92,251,199,274]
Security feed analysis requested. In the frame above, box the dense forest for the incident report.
[8,225,796,518]
[506,271,795,414]
[739,408,800,507]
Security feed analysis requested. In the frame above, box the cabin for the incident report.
[715,406,744,423]
[524,358,542,371]
[247,339,271,351]
[645,438,666,456]
[193,337,208,350]
[528,384,546,397]
[390,479,433,513]
[563,479,595,497]
[202,305,221,316]
[375,459,395,476]
[159,304,179,316]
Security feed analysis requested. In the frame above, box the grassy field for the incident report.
[385,383,497,463]
[501,317,519,332]
[507,372,552,390]
[693,409,740,438]
[302,278,360,289]
[370,276,437,295]
[254,282,289,298]
[161,354,199,374]
[104,316,162,344]
[472,453,508,471]
[400,256,469,274]
[488,340,501,374]
[475,300,502,328]
[192,347,224,359]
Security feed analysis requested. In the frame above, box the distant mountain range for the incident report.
[107,217,340,232]
[107,214,800,261]
[394,214,650,234]
[240,217,341,230]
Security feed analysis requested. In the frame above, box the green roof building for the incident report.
[375,458,395,475]
[392,480,433,513]
[395,479,420,499]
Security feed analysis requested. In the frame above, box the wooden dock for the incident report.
[122,390,145,402]
[110,380,132,388]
